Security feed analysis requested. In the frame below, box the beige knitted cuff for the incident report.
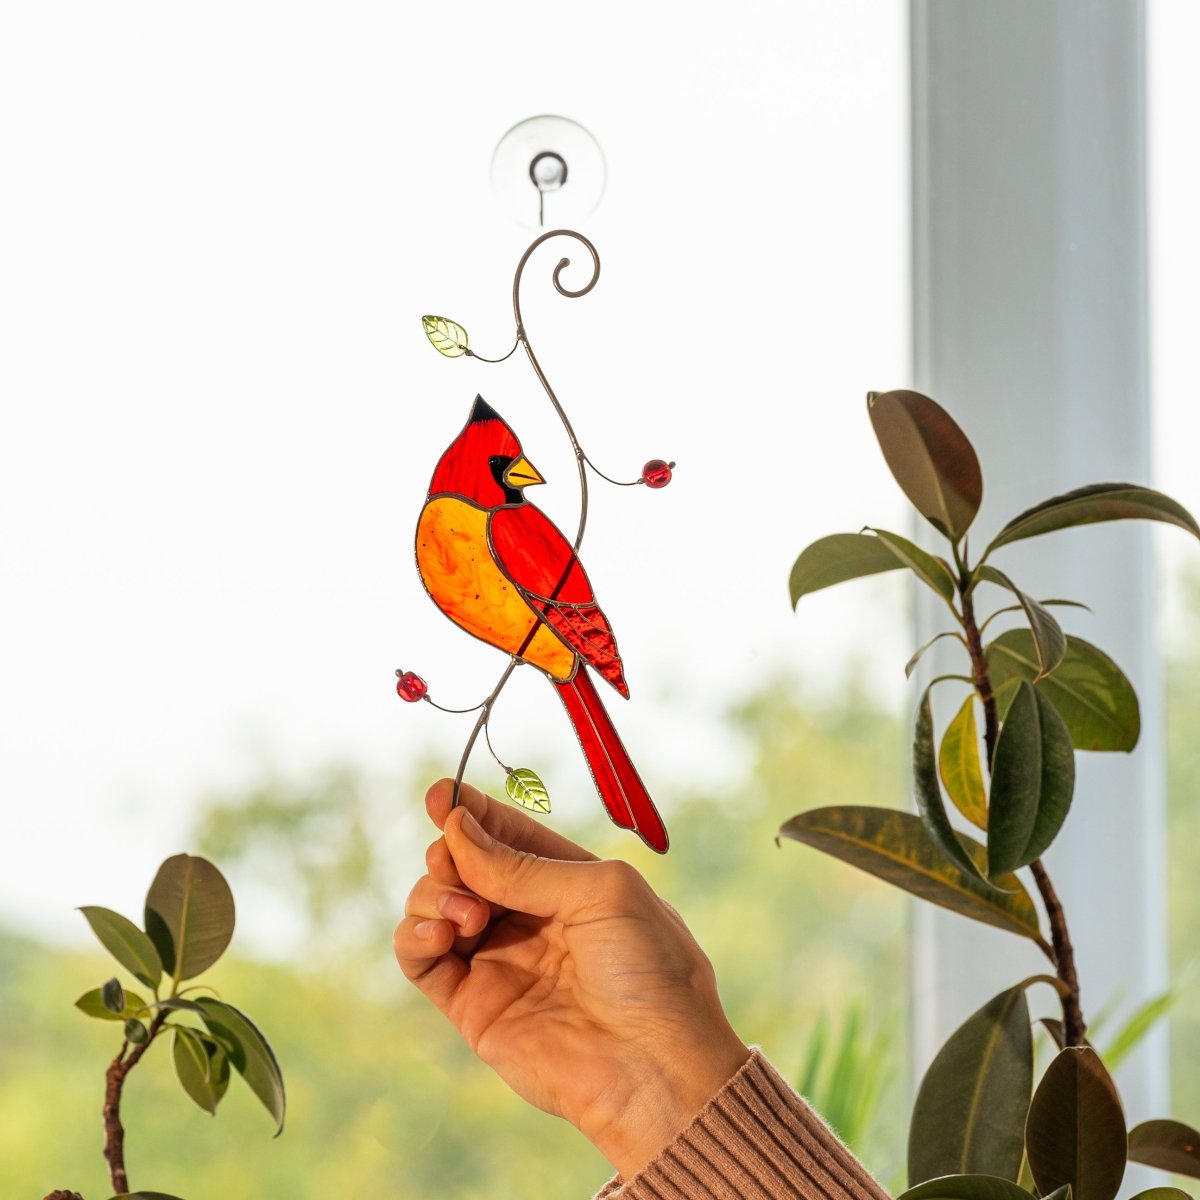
[592,1049,890,1200]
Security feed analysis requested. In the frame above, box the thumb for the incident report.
[444,806,605,921]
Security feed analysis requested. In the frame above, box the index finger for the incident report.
[424,779,599,863]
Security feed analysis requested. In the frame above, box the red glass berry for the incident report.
[641,459,673,489]
[395,671,428,702]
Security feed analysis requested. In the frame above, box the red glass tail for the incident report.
[555,670,669,854]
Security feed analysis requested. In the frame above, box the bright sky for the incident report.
[1,2,1196,946]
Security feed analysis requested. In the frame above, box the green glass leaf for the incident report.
[867,390,983,542]
[898,1175,1035,1200]
[1025,1047,1126,1200]
[939,695,988,830]
[124,1017,149,1045]
[144,854,235,982]
[76,985,148,1022]
[421,314,470,358]
[987,631,1139,752]
[778,806,1043,941]
[101,976,126,1014]
[78,907,162,990]
[196,997,286,1135]
[788,532,908,607]
[908,984,1033,1184]
[988,683,1075,875]
[505,767,551,814]
[986,482,1200,553]
[866,527,959,604]
[975,565,1067,678]
[173,1027,230,1116]
[915,686,989,882]
[1127,1119,1200,1177]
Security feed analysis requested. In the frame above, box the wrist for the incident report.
[585,1027,751,1180]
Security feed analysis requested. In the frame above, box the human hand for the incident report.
[394,780,750,1179]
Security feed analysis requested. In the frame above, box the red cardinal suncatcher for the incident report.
[415,396,669,853]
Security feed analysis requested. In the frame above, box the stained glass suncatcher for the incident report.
[398,231,674,853]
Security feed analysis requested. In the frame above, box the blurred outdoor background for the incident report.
[1,2,1197,1197]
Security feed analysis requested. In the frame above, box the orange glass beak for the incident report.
[503,456,545,489]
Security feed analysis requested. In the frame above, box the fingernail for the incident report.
[438,891,479,927]
[414,919,440,940]
[460,810,493,849]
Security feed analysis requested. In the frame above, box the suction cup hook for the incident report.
[491,115,606,229]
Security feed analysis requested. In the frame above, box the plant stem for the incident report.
[103,1009,168,1192]
[959,584,999,761]
[957,559,1087,1045]
[1029,859,1087,1044]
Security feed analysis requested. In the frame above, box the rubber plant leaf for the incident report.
[986,482,1200,553]
[1025,1047,1126,1200]
[907,984,1033,1184]
[778,806,1042,941]
[987,631,1139,752]
[867,389,983,541]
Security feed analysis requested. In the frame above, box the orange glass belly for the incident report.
[416,497,575,680]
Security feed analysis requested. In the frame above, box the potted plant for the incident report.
[782,390,1200,1197]
[46,854,285,1200]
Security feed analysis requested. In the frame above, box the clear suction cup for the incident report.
[490,115,606,229]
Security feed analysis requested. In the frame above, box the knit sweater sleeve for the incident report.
[591,1049,890,1200]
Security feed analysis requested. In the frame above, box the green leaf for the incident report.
[148,996,207,1015]
[939,695,988,830]
[986,483,1200,553]
[907,984,1033,1184]
[173,1027,230,1116]
[1125,1191,1194,1200]
[196,997,286,1134]
[505,767,551,814]
[915,687,988,881]
[867,389,983,542]
[1025,1047,1126,1200]
[789,532,908,607]
[898,1175,1036,1200]
[987,631,1140,752]
[906,630,966,680]
[1127,1119,1200,1177]
[866,527,959,604]
[125,1017,149,1045]
[778,806,1043,941]
[1098,991,1172,1071]
[980,599,1092,639]
[76,985,148,1022]
[421,314,470,358]
[988,683,1075,875]
[144,854,235,982]
[101,977,126,1014]
[974,566,1067,678]
[1039,1017,1095,1053]
[78,907,162,990]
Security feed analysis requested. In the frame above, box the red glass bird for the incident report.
[416,395,669,853]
